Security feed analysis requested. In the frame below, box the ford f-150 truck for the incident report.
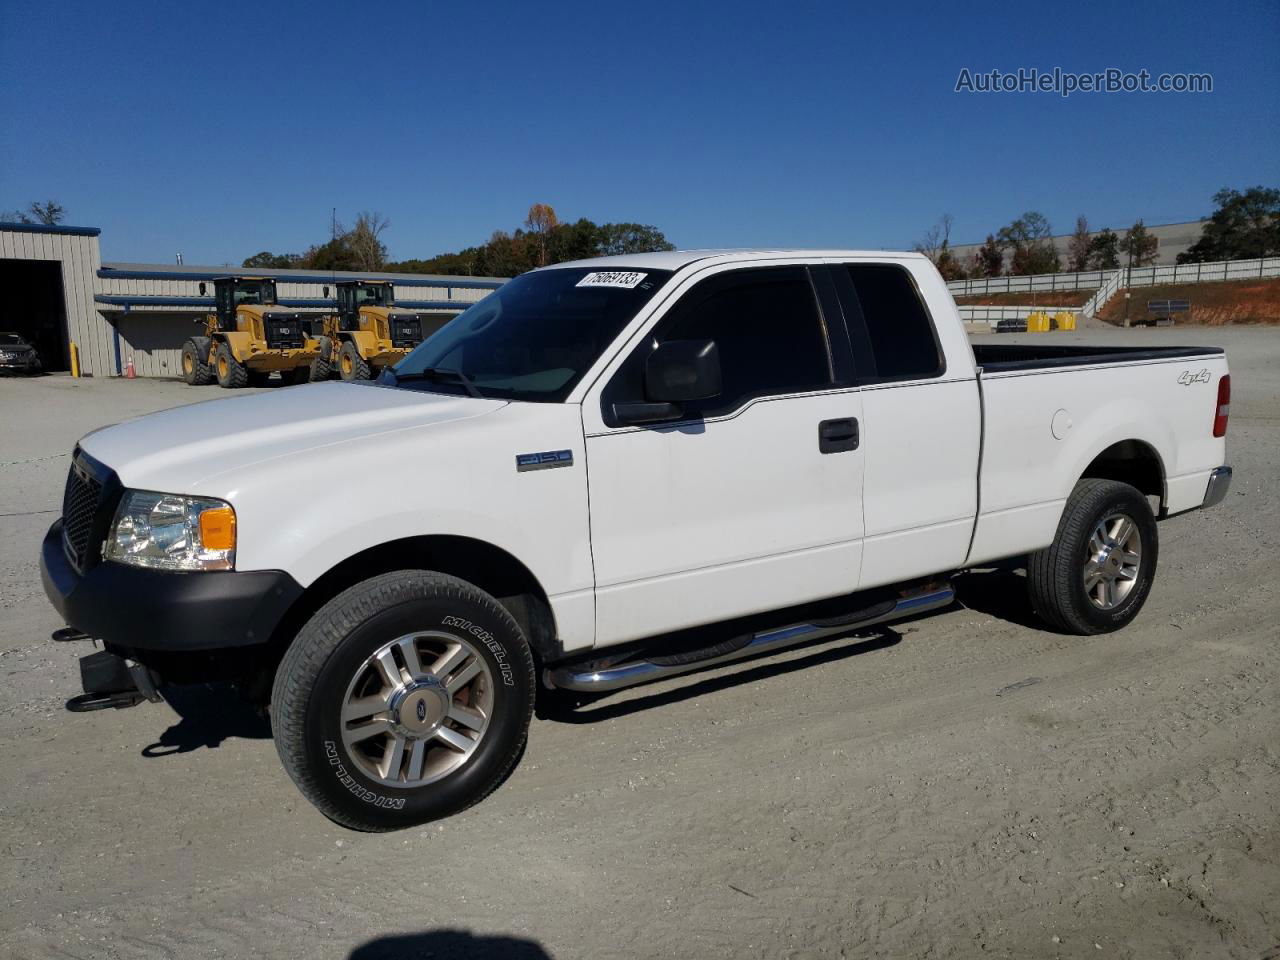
[40,250,1233,831]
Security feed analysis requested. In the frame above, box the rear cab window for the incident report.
[832,263,945,383]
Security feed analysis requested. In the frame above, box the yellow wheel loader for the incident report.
[180,277,323,388]
[317,281,449,382]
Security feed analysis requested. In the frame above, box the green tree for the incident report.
[971,234,1004,277]
[998,211,1059,275]
[935,247,967,281]
[1120,219,1158,267]
[1177,186,1280,263]
[596,222,675,256]
[1087,228,1120,270]
[548,218,602,264]
[388,208,677,278]
[3,199,65,225]
[301,234,359,271]
[1066,216,1092,272]
[242,251,301,268]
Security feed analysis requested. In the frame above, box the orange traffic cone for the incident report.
[126,356,136,379]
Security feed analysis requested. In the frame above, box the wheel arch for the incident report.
[1078,438,1166,512]
[266,534,560,665]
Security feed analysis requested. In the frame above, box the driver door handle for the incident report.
[818,417,859,454]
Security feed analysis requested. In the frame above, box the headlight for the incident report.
[105,491,236,571]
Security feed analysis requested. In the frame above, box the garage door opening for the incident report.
[0,259,69,371]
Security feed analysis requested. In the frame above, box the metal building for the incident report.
[0,221,505,377]
[0,222,114,375]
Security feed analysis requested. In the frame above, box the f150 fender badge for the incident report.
[1177,368,1211,385]
[516,450,574,472]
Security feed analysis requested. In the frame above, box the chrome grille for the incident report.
[61,458,102,571]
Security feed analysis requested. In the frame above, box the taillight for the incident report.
[1213,374,1231,437]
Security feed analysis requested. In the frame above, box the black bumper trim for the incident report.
[41,521,303,651]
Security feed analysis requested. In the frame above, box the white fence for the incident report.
[948,256,1280,301]
[1080,271,1124,319]
[958,305,1081,325]
[948,270,1110,296]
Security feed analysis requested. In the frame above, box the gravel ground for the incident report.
[1,326,1277,960]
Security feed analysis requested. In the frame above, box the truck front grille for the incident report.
[62,458,103,572]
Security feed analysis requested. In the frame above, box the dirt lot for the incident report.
[1,326,1277,960]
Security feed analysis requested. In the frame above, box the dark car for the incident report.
[0,332,43,374]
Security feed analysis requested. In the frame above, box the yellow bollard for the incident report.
[69,342,81,378]
[1053,311,1076,331]
[1026,311,1050,333]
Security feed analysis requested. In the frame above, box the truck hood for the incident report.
[79,381,506,492]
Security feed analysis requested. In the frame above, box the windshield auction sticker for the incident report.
[576,271,647,289]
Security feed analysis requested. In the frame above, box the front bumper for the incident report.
[40,520,303,651]
[0,355,41,372]
[1202,465,1233,510]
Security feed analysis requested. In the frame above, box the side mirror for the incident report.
[646,339,721,403]
[612,339,721,425]
[323,285,329,298]
[198,282,206,296]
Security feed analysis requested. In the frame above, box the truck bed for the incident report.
[973,343,1224,373]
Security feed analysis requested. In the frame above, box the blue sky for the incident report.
[2,0,1277,265]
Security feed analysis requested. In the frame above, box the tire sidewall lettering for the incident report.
[323,740,406,810]
[441,615,515,686]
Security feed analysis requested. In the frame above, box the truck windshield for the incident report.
[388,266,674,402]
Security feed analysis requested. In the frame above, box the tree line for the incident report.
[2,200,66,225]
[243,204,675,277]
[915,186,1279,280]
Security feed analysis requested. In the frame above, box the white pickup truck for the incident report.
[41,250,1233,830]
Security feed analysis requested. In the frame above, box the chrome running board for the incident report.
[547,582,955,694]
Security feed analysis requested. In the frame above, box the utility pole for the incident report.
[331,207,337,241]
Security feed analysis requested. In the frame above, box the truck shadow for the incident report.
[349,930,552,960]
[140,684,271,757]
[537,626,904,724]
[951,560,1043,630]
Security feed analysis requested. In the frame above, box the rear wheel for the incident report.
[271,571,536,831]
[309,336,333,382]
[1027,479,1158,635]
[214,342,249,389]
[338,341,371,382]
[181,337,214,385]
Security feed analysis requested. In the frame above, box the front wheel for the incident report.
[271,571,536,831]
[214,341,248,388]
[1027,478,1159,635]
[337,340,371,382]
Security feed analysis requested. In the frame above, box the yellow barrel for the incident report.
[1026,311,1050,333]
[1054,311,1077,331]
